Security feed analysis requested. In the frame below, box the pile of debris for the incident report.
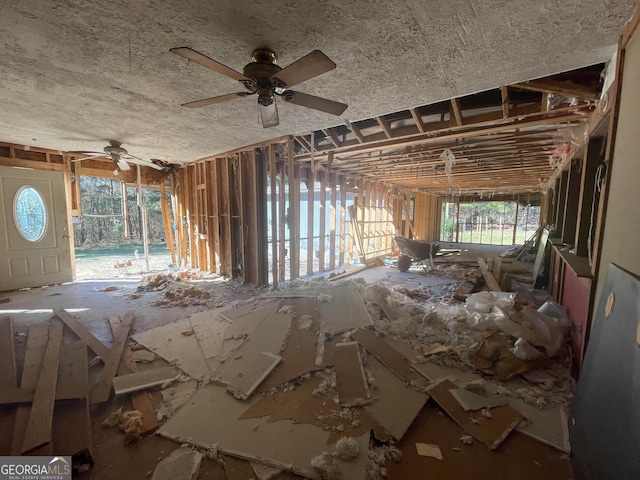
[123,272,572,479]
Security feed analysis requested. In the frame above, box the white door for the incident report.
[0,166,73,291]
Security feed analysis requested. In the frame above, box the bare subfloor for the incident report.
[0,244,572,480]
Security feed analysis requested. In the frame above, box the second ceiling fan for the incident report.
[171,47,348,128]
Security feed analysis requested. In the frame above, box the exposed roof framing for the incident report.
[293,66,602,197]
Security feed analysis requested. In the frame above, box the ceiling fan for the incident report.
[171,47,348,128]
[69,141,164,173]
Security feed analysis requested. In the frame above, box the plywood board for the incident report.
[511,399,570,453]
[364,357,428,440]
[317,285,372,335]
[427,379,522,450]
[132,318,212,380]
[450,388,510,412]
[213,313,292,393]
[90,311,134,404]
[334,342,371,407]
[259,298,323,391]
[11,322,48,455]
[51,341,93,466]
[21,319,63,453]
[159,384,368,480]
[152,447,202,480]
[113,367,179,395]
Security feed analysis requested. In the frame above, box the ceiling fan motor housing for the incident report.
[242,49,283,105]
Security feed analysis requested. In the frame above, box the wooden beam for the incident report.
[541,92,549,112]
[323,129,341,148]
[376,116,393,139]
[410,108,425,133]
[306,165,315,275]
[159,181,176,265]
[318,169,327,271]
[500,86,510,118]
[287,138,300,279]
[278,162,286,281]
[339,175,347,266]
[269,146,279,288]
[21,319,63,453]
[295,136,312,152]
[329,173,337,270]
[0,156,66,171]
[512,78,599,100]
[345,119,365,143]
[477,258,502,291]
[450,98,463,126]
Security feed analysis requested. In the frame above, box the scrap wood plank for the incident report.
[492,256,502,280]
[477,258,502,292]
[0,317,17,455]
[226,352,282,401]
[51,341,93,467]
[427,378,522,449]
[54,308,110,360]
[0,384,88,404]
[90,310,134,404]
[21,319,64,453]
[113,367,180,395]
[333,341,371,407]
[108,315,159,435]
[11,322,49,455]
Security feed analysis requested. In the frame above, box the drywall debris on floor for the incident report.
[156,380,198,421]
[151,446,203,480]
[123,266,574,478]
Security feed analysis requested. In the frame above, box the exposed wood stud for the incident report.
[450,98,463,126]
[306,165,315,275]
[329,173,337,270]
[318,168,327,272]
[376,116,393,139]
[410,108,425,133]
[269,145,279,288]
[339,175,347,266]
[500,86,510,118]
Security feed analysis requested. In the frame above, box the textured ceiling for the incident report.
[0,0,635,164]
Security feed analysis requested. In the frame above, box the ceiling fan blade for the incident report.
[259,101,279,128]
[282,91,348,116]
[272,50,336,88]
[181,92,251,108]
[116,157,131,171]
[125,156,165,171]
[171,47,249,81]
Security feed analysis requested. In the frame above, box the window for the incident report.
[14,186,47,242]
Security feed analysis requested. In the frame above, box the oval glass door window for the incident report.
[14,186,47,242]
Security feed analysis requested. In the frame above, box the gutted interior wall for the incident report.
[170,137,445,285]
[595,16,640,306]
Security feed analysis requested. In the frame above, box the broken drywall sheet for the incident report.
[132,319,211,380]
[226,352,282,400]
[449,388,509,412]
[151,446,202,480]
[259,298,323,391]
[156,380,198,421]
[221,305,280,358]
[333,342,371,407]
[251,462,283,480]
[415,442,443,460]
[213,313,292,393]
[131,350,155,363]
[317,286,372,335]
[364,356,428,440]
[427,379,523,450]
[510,399,570,453]
[112,367,179,396]
[351,329,419,384]
[411,361,482,387]
[159,384,368,479]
